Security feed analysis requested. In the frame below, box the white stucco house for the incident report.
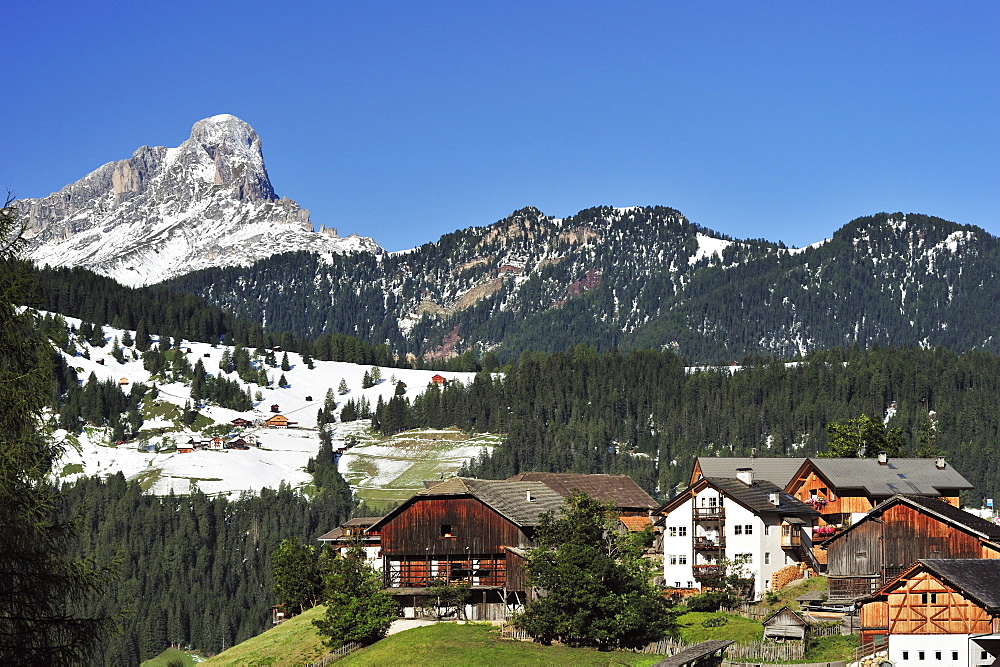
[658,468,819,598]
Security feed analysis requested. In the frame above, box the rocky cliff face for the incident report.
[18,114,381,286]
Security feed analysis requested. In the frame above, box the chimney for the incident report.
[935,457,946,470]
[877,452,888,465]
[768,492,780,506]
[736,468,754,486]
[526,489,534,502]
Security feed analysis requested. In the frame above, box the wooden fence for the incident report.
[724,604,771,621]
[501,626,807,661]
[306,641,363,665]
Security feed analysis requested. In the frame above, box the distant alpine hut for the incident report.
[431,374,447,385]
[305,395,313,402]
[178,445,194,454]
[228,438,249,450]
[245,434,260,446]
[210,437,225,450]
[203,352,211,357]
[264,415,296,429]
[270,404,280,413]
[96,359,105,365]
[231,418,253,428]
[119,377,129,386]
[185,347,193,354]
[762,607,809,641]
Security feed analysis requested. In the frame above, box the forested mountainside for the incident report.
[164,207,1000,362]
[360,345,1000,501]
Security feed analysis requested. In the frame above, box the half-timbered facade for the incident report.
[859,559,1000,667]
[823,495,1000,603]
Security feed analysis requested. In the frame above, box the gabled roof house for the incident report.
[822,494,1000,603]
[859,559,1000,665]
[659,468,818,597]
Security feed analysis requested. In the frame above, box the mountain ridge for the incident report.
[18,114,381,286]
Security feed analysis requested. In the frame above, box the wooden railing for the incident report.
[692,564,724,578]
[693,507,725,520]
[693,537,726,550]
[780,534,802,547]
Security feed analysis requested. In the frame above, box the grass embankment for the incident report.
[763,576,830,612]
[201,605,330,666]
[339,623,665,667]
[676,612,764,644]
[141,646,203,666]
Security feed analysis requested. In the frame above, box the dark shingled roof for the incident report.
[704,477,819,517]
[807,458,973,497]
[694,457,807,487]
[652,640,734,667]
[825,495,1000,546]
[506,472,658,510]
[918,560,1000,610]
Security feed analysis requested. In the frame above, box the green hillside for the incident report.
[199,613,664,666]
[201,605,330,666]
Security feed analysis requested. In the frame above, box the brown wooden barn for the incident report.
[858,559,1000,663]
[822,494,1000,603]
[368,477,565,619]
[430,374,447,385]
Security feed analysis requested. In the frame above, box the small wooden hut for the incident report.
[762,606,809,641]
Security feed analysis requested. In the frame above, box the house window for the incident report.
[687,581,694,588]
[935,653,941,660]
[669,527,677,537]
[903,652,909,660]
[738,553,752,563]
[440,524,454,538]
[763,524,770,535]
[744,524,753,535]
[951,653,958,661]
[678,555,688,565]
[919,652,925,660]
[669,555,678,565]
[764,552,770,565]
[678,526,687,537]
[785,554,790,565]
[734,525,743,535]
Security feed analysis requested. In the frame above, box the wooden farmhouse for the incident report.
[264,414,296,429]
[368,477,565,619]
[786,456,972,529]
[859,559,1000,665]
[822,494,1000,604]
[430,374,447,385]
[659,469,819,597]
[231,418,253,428]
[762,606,809,641]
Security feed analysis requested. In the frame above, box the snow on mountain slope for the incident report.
[51,317,478,497]
[18,115,381,286]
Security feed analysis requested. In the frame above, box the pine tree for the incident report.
[278,373,288,388]
[281,352,291,372]
[0,197,116,662]
[134,320,151,352]
[338,378,349,395]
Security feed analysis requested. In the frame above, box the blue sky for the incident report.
[4,2,998,251]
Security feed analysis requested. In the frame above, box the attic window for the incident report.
[897,474,907,479]
[440,524,454,538]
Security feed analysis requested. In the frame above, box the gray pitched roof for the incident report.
[416,477,565,527]
[506,472,658,510]
[694,457,807,487]
[809,458,973,497]
[704,477,818,517]
[918,559,1000,610]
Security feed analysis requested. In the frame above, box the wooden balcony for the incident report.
[693,536,725,550]
[780,534,802,548]
[692,564,725,578]
[693,507,725,520]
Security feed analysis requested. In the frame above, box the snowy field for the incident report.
[51,316,486,498]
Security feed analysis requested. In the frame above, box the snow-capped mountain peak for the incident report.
[18,115,381,286]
